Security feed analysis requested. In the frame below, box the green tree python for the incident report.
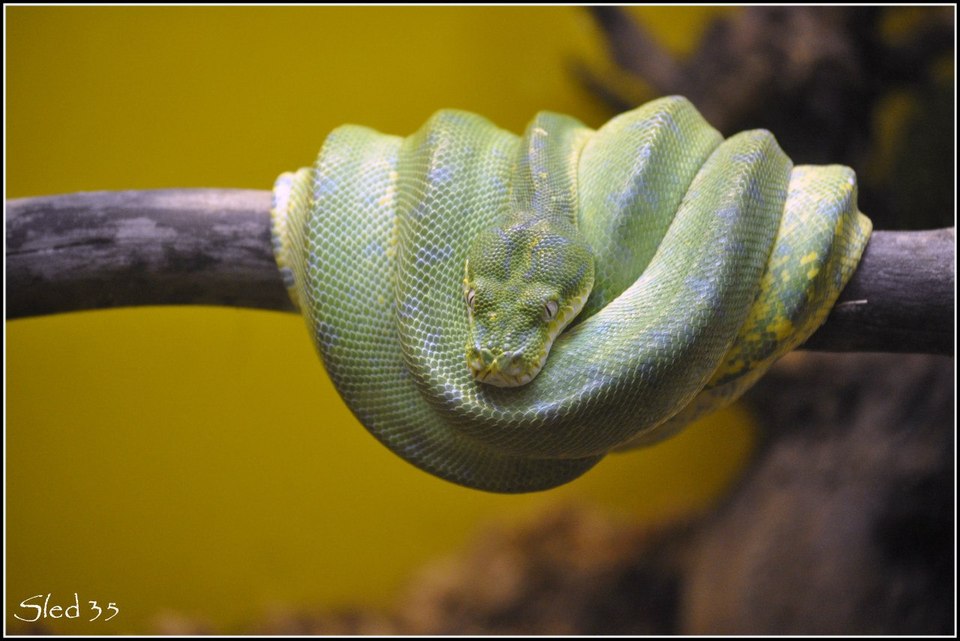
[271,96,871,493]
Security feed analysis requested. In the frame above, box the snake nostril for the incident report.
[469,347,497,368]
[466,347,481,369]
[501,352,524,374]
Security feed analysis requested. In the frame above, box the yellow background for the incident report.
[7,7,751,634]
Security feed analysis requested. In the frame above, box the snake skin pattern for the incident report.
[271,96,871,493]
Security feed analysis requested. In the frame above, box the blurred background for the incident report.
[6,6,953,634]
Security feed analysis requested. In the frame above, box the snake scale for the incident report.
[271,96,871,493]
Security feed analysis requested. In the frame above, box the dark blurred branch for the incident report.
[5,190,954,356]
[588,7,683,92]
[579,7,955,232]
[583,7,954,135]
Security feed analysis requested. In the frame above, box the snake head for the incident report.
[463,217,594,387]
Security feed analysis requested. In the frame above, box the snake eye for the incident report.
[543,300,559,321]
[466,288,476,310]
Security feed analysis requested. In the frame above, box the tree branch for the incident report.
[801,226,954,355]
[5,190,954,355]
[6,189,294,317]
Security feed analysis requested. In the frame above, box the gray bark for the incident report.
[6,189,294,317]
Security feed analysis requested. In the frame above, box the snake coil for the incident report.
[271,96,871,493]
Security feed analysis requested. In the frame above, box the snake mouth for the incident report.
[465,287,590,388]
[467,349,547,388]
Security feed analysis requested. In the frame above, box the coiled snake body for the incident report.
[272,96,871,493]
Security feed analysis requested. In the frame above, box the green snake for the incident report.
[271,96,871,493]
